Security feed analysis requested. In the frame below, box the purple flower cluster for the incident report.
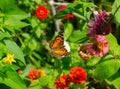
[78,11,110,60]
[87,11,111,36]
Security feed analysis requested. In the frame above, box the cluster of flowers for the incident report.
[28,68,46,81]
[78,11,111,60]
[54,67,87,89]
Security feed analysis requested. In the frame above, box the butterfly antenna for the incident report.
[58,31,63,36]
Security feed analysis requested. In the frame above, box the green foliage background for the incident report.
[0,0,120,89]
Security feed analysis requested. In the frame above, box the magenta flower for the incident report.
[87,11,111,37]
[86,35,109,57]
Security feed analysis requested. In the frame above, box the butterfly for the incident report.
[49,34,70,59]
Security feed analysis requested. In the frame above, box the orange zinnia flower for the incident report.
[69,67,87,84]
[28,68,46,81]
[36,6,48,20]
[54,74,70,89]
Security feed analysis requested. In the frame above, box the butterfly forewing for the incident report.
[49,35,64,49]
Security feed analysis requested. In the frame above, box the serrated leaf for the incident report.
[4,40,25,64]
[64,23,73,40]
[95,60,120,79]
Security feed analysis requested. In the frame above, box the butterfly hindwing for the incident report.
[51,47,68,58]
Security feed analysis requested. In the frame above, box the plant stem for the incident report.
[29,55,39,68]
[73,12,86,21]
[108,4,120,23]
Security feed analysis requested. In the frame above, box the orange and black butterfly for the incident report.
[49,34,69,59]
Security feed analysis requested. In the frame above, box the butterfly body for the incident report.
[49,34,69,59]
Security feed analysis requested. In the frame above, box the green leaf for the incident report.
[0,31,10,40]
[112,77,120,89]
[69,30,88,43]
[35,27,41,38]
[0,66,27,89]
[86,57,101,67]
[64,23,73,40]
[4,40,25,64]
[22,64,35,77]
[0,0,16,12]
[4,17,29,30]
[95,60,120,79]
[54,8,72,19]
[28,81,41,89]
[112,0,120,24]
[106,34,120,56]
[39,76,52,87]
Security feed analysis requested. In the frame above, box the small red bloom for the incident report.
[64,14,74,19]
[58,5,67,11]
[69,67,87,84]
[36,6,48,20]
[16,69,21,74]
[54,74,70,89]
[58,5,74,19]
[28,68,46,81]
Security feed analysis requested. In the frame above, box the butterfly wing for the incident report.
[51,47,68,58]
[49,35,64,49]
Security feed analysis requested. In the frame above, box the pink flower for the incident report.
[87,11,111,36]
[58,5,74,19]
[86,35,109,57]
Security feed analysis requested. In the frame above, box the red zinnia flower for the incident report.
[69,67,87,84]
[28,68,46,81]
[54,74,70,89]
[36,6,48,20]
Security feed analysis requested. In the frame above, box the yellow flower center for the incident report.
[93,41,104,51]
[40,10,44,15]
